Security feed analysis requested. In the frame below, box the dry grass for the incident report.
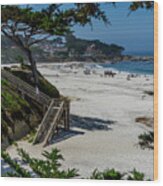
[135,117,153,127]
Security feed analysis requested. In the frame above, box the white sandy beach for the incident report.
[3,62,154,179]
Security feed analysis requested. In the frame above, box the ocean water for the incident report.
[100,61,154,75]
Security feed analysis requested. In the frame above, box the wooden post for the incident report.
[66,101,70,130]
[63,101,70,130]
[64,108,68,130]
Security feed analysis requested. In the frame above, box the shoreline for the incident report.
[1,61,154,76]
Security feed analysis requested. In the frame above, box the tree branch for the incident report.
[28,34,51,46]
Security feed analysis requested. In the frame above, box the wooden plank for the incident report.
[33,99,55,144]
[154,1,158,181]
[43,101,64,147]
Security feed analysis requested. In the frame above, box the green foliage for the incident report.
[2,148,150,180]
[1,67,59,146]
[1,83,32,143]
[127,169,145,181]
[1,150,31,177]
[38,76,60,98]
[2,148,79,178]
[90,169,103,179]
[2,90,29,113]
[1,79,10,87]
[90,168,124,180]
[102,168,124,180]
[129,2,154,12]
[138,131,154,150]
[1,4,108,45]
[22,129,37,143]
[90,168,147,180]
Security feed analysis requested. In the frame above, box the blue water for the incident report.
[100,61,154,75]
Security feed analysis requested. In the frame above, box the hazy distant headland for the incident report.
[1,34,153,64]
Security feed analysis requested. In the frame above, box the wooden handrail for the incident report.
[43,101,65,146]
[1,70,51,105]
[33,99,55,144]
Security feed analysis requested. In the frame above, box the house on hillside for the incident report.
[83,44,102,57]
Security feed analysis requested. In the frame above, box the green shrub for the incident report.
[2,148,149,180]
[102,168,124,180]
[90,168,124,180]
[1,150,31,177]
[2,90,29,113]
[90,169,103,179]
[22,129,37,143]
[1,79,10,87]
[2,148,78,178]
[127,169,145,181]
[138,131,154,150]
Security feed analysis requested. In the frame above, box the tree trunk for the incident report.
[25,49,39,94]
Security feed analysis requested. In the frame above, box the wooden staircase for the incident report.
[2,69,70,146]
[33,99,69,146]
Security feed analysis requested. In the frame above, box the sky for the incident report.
[22,2,154,56]
[73,3,154,56]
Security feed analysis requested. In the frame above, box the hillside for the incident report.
[65,34,125,57]
[1,34,125,64]
[1,66,60,149]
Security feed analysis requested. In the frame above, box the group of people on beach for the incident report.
[83,68,117,78]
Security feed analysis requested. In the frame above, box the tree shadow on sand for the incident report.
[50,128,85,145]
[49,115,116,145]
[70,114,116,131]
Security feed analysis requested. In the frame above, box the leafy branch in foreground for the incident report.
[127,168,145,180]
[2,148,149,180]
[138,131,154,150]
[90,168,125,180]
[90,168,147,180]
[2,148,79,178]
[1,150,31,177]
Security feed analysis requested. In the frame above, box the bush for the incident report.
[2,148,78,178]
[90,168,147,180]
[138,131,154,150]
[90,168,124,180]
[2,90,29,113]
[2,148,149,180]
[127,168,145,181]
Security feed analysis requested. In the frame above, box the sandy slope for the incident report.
[3,62,154,179]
